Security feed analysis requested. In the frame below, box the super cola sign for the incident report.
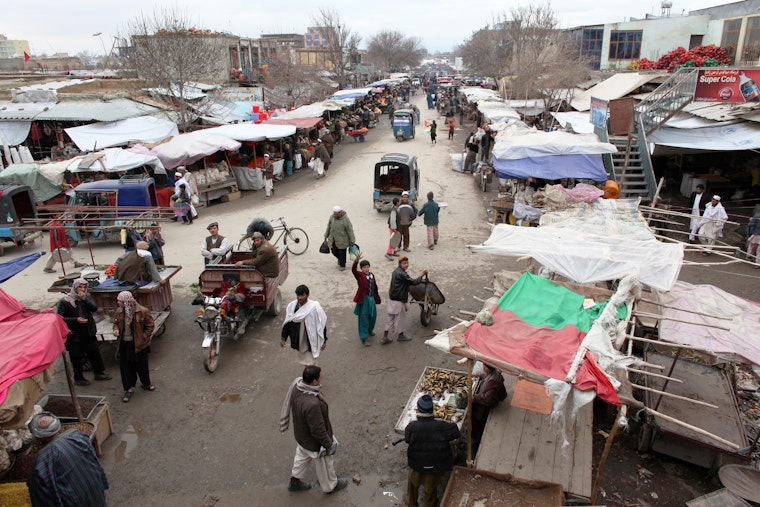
[694,69,760,103]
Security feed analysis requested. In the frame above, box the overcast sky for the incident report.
[4,0,725,57]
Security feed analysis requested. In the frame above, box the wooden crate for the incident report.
[221,191,242,202]
[87,403,113,457]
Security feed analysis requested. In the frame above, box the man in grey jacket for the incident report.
[397,192,417,252]
[324,205,355,271]
[279,366,348,494]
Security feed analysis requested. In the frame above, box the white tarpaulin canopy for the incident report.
[647,121,760,151]
[202,123,296,141]
[492,125,617,160]
[270,101,342,119]
[65,116,179,151]
[469,199,683,291]
[656,281,760,367]
[0,121,31,146]
[67,147,166,174]
[150,131,241,170]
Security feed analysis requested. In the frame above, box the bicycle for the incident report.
[236,217,309,255]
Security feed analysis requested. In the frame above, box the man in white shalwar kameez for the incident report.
[698,195,728,256]
[280,285,328,365]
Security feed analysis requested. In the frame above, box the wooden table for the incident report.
[474,373,593,499]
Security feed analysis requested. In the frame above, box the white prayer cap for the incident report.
[332,205,342,213]
[712,195,721,201]
[174,172,182,178]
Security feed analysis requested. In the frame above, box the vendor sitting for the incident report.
[234,232,279,277]
[115,241,165,285]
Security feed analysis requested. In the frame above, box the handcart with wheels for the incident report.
[408,275,445,326]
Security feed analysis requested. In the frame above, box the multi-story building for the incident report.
[0,35,30,59]
[571,0,760,71]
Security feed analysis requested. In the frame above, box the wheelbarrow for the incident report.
[408,275,445,326]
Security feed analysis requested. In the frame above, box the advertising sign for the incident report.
[590,97,609,129]
[694,69,760,103]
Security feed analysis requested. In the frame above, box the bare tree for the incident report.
[124,7,228,131]
[365,30,425,72]
[496,4,589,105]
[457,27,509,82]
[263,53,333,108]
[309,8,361,88]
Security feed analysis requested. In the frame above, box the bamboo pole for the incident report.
[61,351,84,423]
[632,311,731,330]
[450,316,466,323]
[459,310,477,317]
[645,406,741,451]
[466,358,474,467]
[591,406,622,505]
[625,334,716,354]
[639,205,740,226]
[631,384,719,409]
[636,297,732,321]
[473,296,487,304]
[626,368,683,383]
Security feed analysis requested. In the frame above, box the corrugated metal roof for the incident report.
[570,72,667,111]
[0,99,160,122]
[682,101,760,123]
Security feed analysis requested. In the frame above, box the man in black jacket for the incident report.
[405,394,460,507]
[688,184,708,243]
[383,256,427,344]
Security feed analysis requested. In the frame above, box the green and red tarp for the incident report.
[464,272,622,404]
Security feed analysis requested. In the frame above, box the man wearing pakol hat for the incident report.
[27,412,109,506]
[697,195,728,256]
[201,222,231,265]
[279,366,347,494]
[324,206,355,271]
[383,256,427,344]
[404,394,460,507]
[280,285,328,365]
[234,231,280,277]
[262,153,275,198]
[115,240,164,284]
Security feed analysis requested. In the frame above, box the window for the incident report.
[582,28,604,70]
[608,31,642,60]
[689,35,703,49]
[742,16,760,62]
[721,19,742,62]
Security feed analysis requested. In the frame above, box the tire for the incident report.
[0,245,4,257]
[203,322,220,373]
[397,135,403,142]
[420,305,432,327]
[267,288,282,316]
[284,227,309,255]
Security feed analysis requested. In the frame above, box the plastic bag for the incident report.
[319,239,330,254]
[348,244,361,261]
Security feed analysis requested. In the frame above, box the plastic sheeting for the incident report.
[655,281,760,367]
[494,153,608,183]
[65,116,178,151]
[149,131,241,170]
[202,123,296,141]
[0,164,62,202]
[492,126,618,160]
[647,121,760,151]
[0,121,31,146]
[470,201,683,291]
[67,147,166,174]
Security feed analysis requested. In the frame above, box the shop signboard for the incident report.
[694,69,760,103]
[590,97,609,130]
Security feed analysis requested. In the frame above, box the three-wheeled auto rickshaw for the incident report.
[373,153,420,212]
[392,109,416,142]
[0,184,43,256]
[194,245,289,373]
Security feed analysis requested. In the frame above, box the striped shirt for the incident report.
[28,429,108,507]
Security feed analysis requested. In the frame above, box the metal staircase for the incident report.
[599,117,657,201]
[635,68,698,136]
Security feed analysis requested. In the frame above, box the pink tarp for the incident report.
[657,281,760,367]
[0,289,68,405]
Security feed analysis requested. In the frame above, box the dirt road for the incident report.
[6,92,759,506]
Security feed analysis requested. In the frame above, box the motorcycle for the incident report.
[192,288,254,373]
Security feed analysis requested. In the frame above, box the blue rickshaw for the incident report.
[392,109,416,142]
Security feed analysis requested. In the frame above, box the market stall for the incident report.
[147,131,241,205]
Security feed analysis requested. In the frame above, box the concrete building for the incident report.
[0,35,30,59]
[572,0,760,71]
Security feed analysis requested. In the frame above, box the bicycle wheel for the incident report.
[284,227,309,255]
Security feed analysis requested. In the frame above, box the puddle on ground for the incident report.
[220,393,241,403]
[113,421,143,463]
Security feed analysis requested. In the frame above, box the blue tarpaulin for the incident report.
[0,251,45,284]
[493,154,608,183]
